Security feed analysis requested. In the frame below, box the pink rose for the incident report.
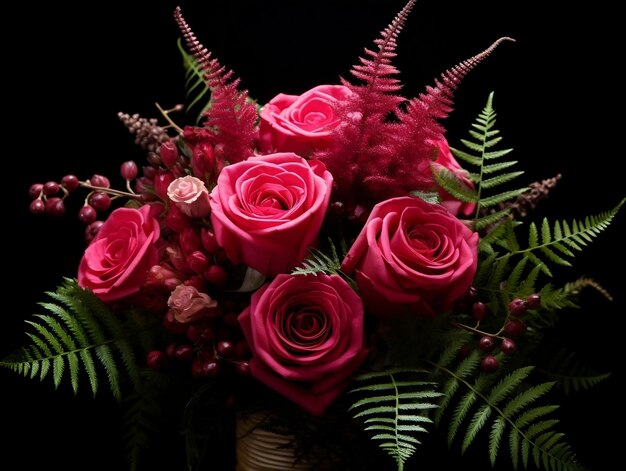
[167,176,211,218]
[430,138,476,216]
[209,153,333,276]
[238,274,368,415]
[259,85,352,156]
[341,196,479,317]
[78,206,161,302]
[167,284,219,323]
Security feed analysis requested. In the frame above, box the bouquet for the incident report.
[3,1,623,470]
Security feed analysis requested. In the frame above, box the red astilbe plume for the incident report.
[315,0,416,213]
[175,7,257,164]
[389,37,515,197]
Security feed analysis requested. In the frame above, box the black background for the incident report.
[2,1,624,470]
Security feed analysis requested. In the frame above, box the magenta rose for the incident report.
[259,85,352,156]
[78,205,161,302]
[167,176,211,219]
[430,138,476,216]
[238,274,368,415]
[210,152,333,276]
[341,196,479,317]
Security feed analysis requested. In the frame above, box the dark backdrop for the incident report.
[2,1,623,470]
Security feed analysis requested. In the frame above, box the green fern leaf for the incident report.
[350,369,442,470]
[539,349,611,394]
[430,351,585,471]
[448,92,528,228]
[0,278,154,400]
[178,37,211,124]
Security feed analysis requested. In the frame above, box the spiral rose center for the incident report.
[279,307,330,353]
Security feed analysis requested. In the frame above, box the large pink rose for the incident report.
[430,138,476,216]
[238,274,368,415]
[259,85,351,157]
[209,152,333,276]
[341,196,479,317]
[78,205,160,302]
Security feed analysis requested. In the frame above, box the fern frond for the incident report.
[350,368,442,470]
[538,349,611,394]
[497,198,625,274]
[430,348,585,471]
[443,92,528,230]
[177,37,211,124]
[0,278,153,401]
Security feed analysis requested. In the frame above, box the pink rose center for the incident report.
[240,172,305,218]
[285,97,338,132]
[277,307,331,353]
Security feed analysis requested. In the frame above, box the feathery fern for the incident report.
[178,38,211,125]
[538,349,611,395]
[494,198,625,277]
[431,338,585,471]
[435,92,528,231]
[349,369,443,471]
[0,278,150,400]
[292,239,343,276]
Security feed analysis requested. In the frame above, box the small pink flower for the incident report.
[167,284,219,323]
[167,176,211,219]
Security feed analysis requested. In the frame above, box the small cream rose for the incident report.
[167,176,211,218]
[167,284,219,323]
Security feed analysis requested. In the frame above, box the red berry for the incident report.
[120,161,139,181]
[88,192,112,211]
[481,355,499,373]
[216,340,235,359]
[501,338,517,355]
[198,325,216,343]
[90,174,110,188]
[526,294,541,310]
[234,361,251,376]
[29,183,43,199]
[159,140,179,168]
[187,251,210,275]
[187,324,201,343]
[478,336,495,352]
[471,302,487,321]
[508,298,528,317]
[29,199,46,215]
[504,319,526,337]
[200,228,220,254]
[175,344,194,362]
[206,264,228,287]
[45,197,65,216]
[466,286,478,302]
[61,174,80,192]
[147,350,168,370]
[458,344,471,359]
[85,221,104,242]
[78,205,97,224]
[191,359,221,378]
[165,343,177,359]
[43,181,60,195]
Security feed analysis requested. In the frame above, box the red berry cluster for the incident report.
[28,162,141,242]
[457,289,541,373]
[146,299,252,379]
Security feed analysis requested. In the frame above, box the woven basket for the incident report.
[235,412,312,471]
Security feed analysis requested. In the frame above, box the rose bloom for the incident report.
[238,274,368,415]
[341,196,479,317]
[167,175,211,218]
[258,84,352,157]
[210,152,333,276]
[78,205,160,302]
[167,284,218,323]
[429,138,476,216]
